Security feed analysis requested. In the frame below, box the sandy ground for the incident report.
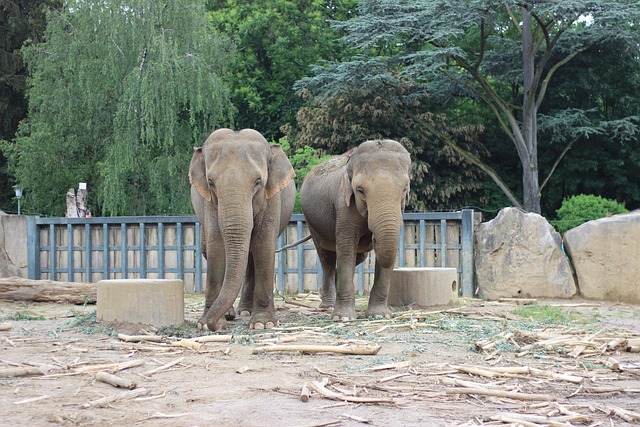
[1,294,639,427]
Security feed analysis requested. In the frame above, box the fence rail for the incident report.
[27,210,476,297]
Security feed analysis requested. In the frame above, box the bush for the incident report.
[277,138,331,213]
[553,194,628,233]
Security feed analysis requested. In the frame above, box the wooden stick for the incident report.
[307,381,394,404]
[446,387,556,401]
[490,412,591,425]
[284,299,314,308]
[142,357,184,376]
[0,322,12,331]
[95,371,136,389]
[117,334,166,343]
[363,361,411,372]
[76,359,144,374]
[171,340,205,351]
[252,344,381,355]
[300,383,312,402]
[0,367,44,378]
[86,387,149,407]
[13,395,50,405]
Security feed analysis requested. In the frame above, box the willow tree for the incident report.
[7,0,234,216]
[298,0,640,214]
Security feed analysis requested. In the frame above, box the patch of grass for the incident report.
[64,310,114,335]
[513,304,575,324]
[5,311,45,321]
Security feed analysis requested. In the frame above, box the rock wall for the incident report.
[475,207,577,300]
[476,207,640,303]
[564,211,640,304]
[0,214,29,278]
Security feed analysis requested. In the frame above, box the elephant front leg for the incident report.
[332,245,358,321]
[198,252,226,331]
[237,260,254,317]
[248,247,278,330]
[364,261,393,319]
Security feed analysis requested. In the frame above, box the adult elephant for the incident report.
[300,139,411,320]
[189,128,295,331]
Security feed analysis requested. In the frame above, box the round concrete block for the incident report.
[97,279,184,327]
[388,267,458,307]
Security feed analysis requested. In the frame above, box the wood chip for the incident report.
[307,380,394,404]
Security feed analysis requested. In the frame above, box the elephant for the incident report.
[300,139,411,320]
[189,128,296,331]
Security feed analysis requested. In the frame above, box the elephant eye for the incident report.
[254,178,263,190]
[356,187,365,196]
[208,180,216,192]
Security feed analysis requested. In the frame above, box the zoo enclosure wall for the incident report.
[24,210,477,297]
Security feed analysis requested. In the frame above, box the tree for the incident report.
[6,0,234,216]
[206,0,357,141]
[0,0,61,211]
[290,71,488,211]
[297,0,640,213]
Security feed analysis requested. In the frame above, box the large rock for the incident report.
[475,207,577,300]
[0,215,28,278]
[564,211,640,304]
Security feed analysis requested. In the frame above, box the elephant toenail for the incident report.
[254,322,265,330]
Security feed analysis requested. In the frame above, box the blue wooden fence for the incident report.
[27,210,476,296]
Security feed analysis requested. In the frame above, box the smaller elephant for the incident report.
[300,139,411,320]
[189,128,296,331]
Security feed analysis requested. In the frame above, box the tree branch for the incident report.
[407,112,523,209]
[539,135,581,195]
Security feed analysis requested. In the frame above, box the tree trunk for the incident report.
[0,277,96,304]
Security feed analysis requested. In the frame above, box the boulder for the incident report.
[475,207,577,300]
[564,211,640,304]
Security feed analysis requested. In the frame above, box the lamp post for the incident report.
[13,185,22,215]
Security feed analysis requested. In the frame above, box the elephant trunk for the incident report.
[368,201,403,269]
[208,199,253,325]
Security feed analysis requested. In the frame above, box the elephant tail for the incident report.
[276,234,312,253]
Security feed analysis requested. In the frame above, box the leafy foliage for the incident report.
[296,0,640,214]
[553,194,628,233]
[0,0,61,211]
[207,0,357,141]
[6,0,234,216]
[278,137,330,213]
[289,75,488,211]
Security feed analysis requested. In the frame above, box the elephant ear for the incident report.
[188,147,212,202]
[340,149,356,206]
[341,170,354,207]
[265,144,295,199]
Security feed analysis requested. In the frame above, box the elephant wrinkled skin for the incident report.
[300,139,411,320]
[189,128,295,331]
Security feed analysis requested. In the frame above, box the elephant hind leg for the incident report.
[316,247,337,310]
[237,259,255,317]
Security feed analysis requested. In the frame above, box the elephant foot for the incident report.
[364,304,392,319]
[225,306,237,321]
[331,303,356,321]
[249,312,278,330]
[197,315,227,332]
[237,305,252,317]
[318,301,334,312]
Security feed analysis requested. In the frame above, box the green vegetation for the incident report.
[2,1,640,217]
[4,310,45,321]
[553,194,628,233]
[513,304,575,325]
[64,310,114,335]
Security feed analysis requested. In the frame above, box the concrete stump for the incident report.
[97,279,184,327]
[388,267,459,307]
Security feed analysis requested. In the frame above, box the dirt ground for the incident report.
[1,294,639,427]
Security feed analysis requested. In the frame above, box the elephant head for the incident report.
[188,128,295,330]
[341,140,411,267]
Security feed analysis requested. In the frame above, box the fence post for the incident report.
[461,209,475,297]
[27,216,40,280]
